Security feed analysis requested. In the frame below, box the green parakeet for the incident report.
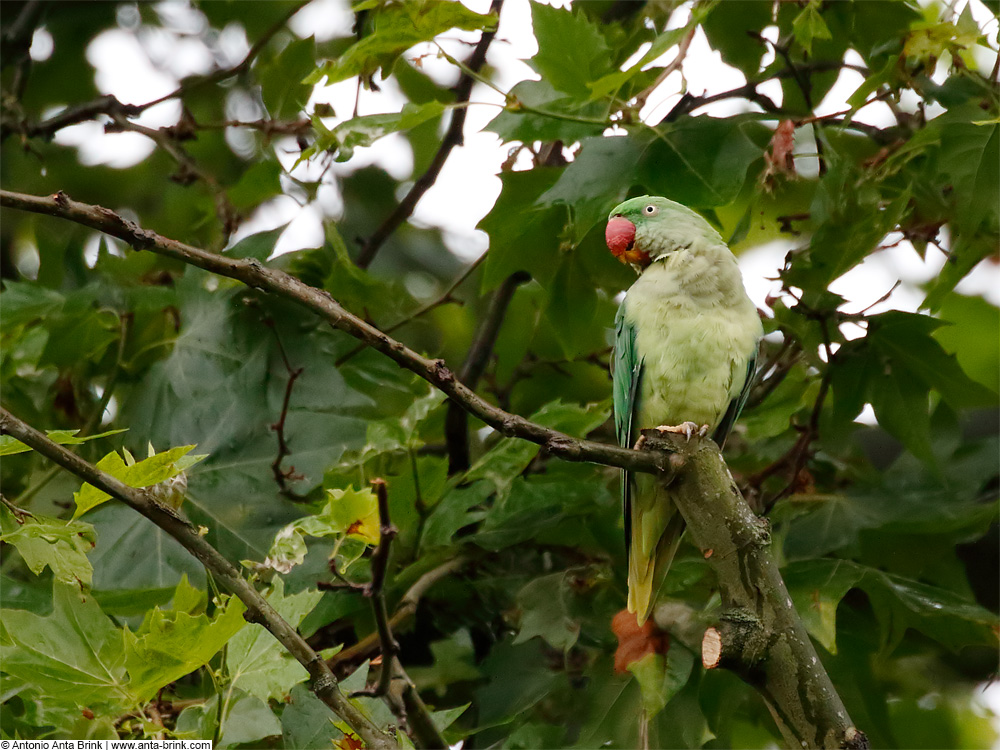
[606,196,763,625]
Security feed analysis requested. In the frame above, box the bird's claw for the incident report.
[655,422,709,441]
[633,435,647,450]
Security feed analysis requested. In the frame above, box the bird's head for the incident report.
[606,195,720,269]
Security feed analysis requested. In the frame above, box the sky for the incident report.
[25,0,1000,735]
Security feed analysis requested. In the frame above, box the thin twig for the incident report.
[355,0,504,269]
[264,319,306,501]
[105,115,237,239]
[0,0,44,101]
[634,26,696,111]
[335,252,487,367]
[0,407,397,750]
[134,1,309,113]
[328,557,465,673]
[347,479,447,749]
[445,270,530,474]
[1,1,307,144]
[351,479,400,700]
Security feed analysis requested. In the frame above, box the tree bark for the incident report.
[642,430,868,750]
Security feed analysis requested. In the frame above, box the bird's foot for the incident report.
[655,422,709,441]
[633,435,647,450]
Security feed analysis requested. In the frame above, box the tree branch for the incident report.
[0,188,672,478]
[263,318,306,502]
[350,479,448,749]
[0,406,398,750]
[335,251,486,368]
[354,0,503,269]
[354,479,401,700]
[640,430,868,750]
[328,557,465,673]
[1,1,307,143]
[445,270,530,473]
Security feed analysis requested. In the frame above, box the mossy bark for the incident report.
[642,430,868,750]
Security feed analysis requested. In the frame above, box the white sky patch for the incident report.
[87,29,178,122]
[29,27,53,62]
[289,0,354,42]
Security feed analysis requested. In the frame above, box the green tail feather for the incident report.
[627,479,686,625]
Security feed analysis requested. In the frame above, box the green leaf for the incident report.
[486,80,607,143]
[587,26,691,100]
[626,646,695,718]
[73,444,207,518]
[932,294,1000,393]
[479,168,566,292]
[474,640,562,728]
[937,116,999,235]
[869,311,997,408]
[513,572,580,651]
[308,2,494,85]
[784,559,999,655]
[702,1,773,76]
[261,485,380,573]
[281,683,344,749]
[420,480,491,550]
[124,584,247,702]
[784,559,864,653]
[464,400,608,496]
[39,306,119,368]
[260,36,315,119]
[431,702,470,733]
[226,578,322,703]
[529,3,611,99]
[408,630,481,695]
[0,583,131,709]
[869,366,933,463]
[0,427,126,456]
[537,136,641,243]
[326,101,447,159]
[228,160,283,211]
[225,225,286,261]
[545,254,598,358]
[0,506,96,587]
[284,223,416,317]
[177,690,282,749]
[792,0,832,56]
[0,280,65,327]
[639,115,767,208]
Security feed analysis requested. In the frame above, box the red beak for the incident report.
[606,216,649,266]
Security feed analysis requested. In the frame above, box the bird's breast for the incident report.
[624,260,760,429]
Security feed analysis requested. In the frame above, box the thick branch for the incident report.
[640,430,867,750]
[0,189,670,477]
[445,270,529,473]
[0,407,397,750]
[355,0,503,269]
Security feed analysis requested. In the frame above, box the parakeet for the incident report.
[606,196,763,625]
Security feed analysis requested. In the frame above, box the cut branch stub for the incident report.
[701,609,768,673]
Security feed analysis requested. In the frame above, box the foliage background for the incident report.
[1,0,998,747]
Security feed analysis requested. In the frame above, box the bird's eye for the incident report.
[644,205,658,215]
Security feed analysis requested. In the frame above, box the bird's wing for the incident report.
[711,348,758,449]
[612,301,642,558]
